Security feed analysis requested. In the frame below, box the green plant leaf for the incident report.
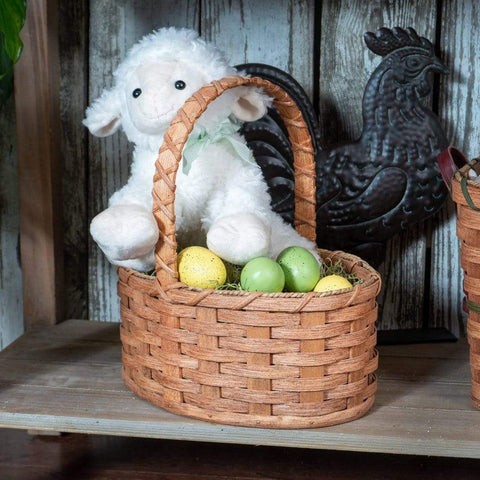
[0,0,26,63]
[0,0,26,105]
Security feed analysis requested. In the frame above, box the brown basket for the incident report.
[118,76,381,428]
[452,158,480,410]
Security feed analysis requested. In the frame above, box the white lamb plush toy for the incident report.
[84,28,316,272]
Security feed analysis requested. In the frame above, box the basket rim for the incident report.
[119,248,381,305]
[454,158,480,188]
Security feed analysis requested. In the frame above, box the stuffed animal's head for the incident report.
[83,28,270,150]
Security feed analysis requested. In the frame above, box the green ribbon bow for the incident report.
[182,116,256,175]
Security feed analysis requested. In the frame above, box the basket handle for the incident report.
[460,174,480,211]
[437,146,468,191]
[152,75,316,291]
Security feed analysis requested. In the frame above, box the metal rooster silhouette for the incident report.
[238,27,449,267]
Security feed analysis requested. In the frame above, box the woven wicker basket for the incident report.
[452,158,480,410]
[118,76,381,428]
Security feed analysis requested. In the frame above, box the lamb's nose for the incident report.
[142,90,167,114]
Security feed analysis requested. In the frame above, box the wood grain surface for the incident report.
[1,428,479,480]
[0,97,23,350]
[14,0,64,329]
[202,0,315,99]
[87,0,199,323]
[0,320,478,459]
[430,0,480,337]
[59,0,89,320]
[318,0,438,331]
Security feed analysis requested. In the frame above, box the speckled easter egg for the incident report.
[177,246,226,289]
[314,274,352,293]
[276,246,321,292]
[240,257,285,293]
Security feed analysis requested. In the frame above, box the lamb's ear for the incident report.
[231,88,272,122]
[83,87,122,137]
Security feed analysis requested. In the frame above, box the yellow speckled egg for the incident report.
[314,274,352,293]
[177,246,227,289]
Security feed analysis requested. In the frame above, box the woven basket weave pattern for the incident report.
[118,76,381,428]
[452,159,480,410]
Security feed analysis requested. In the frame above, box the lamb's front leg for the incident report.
[200,150,315,266]
[206,212,271,265]
[90,204,158,271]
[201,158,273,265]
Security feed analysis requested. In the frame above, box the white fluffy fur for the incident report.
[85,27,316,271]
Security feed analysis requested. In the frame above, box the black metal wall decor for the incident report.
[239,27,449,267]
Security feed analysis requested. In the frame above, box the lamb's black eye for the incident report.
[175,80,186,90]
[132,88,142,98]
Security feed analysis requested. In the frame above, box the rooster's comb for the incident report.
[364,27,434,57]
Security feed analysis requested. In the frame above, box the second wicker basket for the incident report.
[452,157,480,410]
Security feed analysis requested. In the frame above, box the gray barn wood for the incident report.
[318,0,438,331]
[60,0,89,320]
[202,0,315,99]
[0,98,23,350]
[430,0,480,338]
[1,0,477,348]
[87,0,199,323]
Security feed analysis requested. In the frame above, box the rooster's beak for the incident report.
[431,57,449,74]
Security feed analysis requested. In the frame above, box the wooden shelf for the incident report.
[0,320,478,458]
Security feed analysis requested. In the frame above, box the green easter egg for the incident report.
[277,246,321,292]
[240,257,285,293]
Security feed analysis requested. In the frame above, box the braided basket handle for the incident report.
[460,176,480,211]
[152,76,316,290]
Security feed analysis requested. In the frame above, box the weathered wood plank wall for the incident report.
[318,0,439,332]
[4,0,480,348]
[202,0,315,99]
[87,0,199,323]
[14,0,64,329]
[82,0,472,336]
[60,0,89,320]
[430,0,480,337]
[0,98,23,349]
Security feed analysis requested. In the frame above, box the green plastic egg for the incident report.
[277,246,321,292]
[240,257,285,293]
